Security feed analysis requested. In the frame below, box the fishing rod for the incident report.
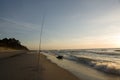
[37,13,45,79]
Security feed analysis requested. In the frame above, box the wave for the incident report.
[92,61,120,75]
[65,55,120,75]
[46,49,120,75]
[88,51,120,56]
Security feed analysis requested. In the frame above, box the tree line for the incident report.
[0,38,28,50]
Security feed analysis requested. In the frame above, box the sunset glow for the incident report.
[0,0,120,50]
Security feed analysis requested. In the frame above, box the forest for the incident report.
[0,38,28,50]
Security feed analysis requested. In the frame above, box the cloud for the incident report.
[0,17,41,35]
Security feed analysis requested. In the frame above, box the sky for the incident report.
[0,0,120,50]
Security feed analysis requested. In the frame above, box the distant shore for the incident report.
[0,50,80,80]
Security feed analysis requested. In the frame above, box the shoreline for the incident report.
[43,52,120,80]
[39,54,80,80]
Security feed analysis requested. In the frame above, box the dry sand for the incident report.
[0,47,26,59]
[0,51,80,80]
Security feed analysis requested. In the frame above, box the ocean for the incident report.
[42,48,120,80]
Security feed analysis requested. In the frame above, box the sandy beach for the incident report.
[39,53,80,80]
[0,51,80,80]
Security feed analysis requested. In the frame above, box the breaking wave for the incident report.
[66,55,120,75]
[45,48,120,75]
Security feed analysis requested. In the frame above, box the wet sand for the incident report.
[0,51,80,80]
[39,54,80,80]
